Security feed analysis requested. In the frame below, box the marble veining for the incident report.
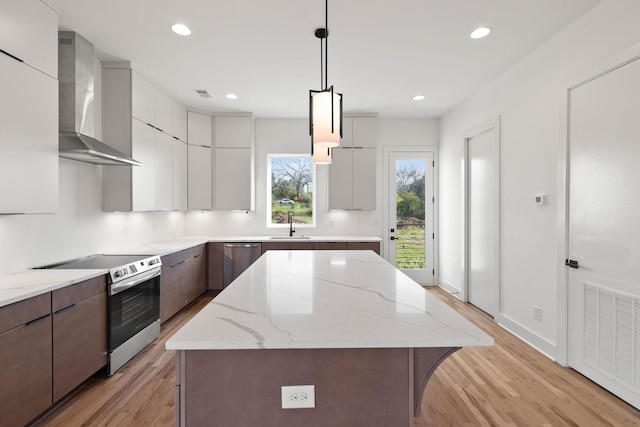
[0,269,107,308]
[166,250,493,350]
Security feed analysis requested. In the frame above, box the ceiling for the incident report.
[55,0,600,119]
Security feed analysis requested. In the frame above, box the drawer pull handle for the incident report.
[54,303,77,314]
[26,313,51,326]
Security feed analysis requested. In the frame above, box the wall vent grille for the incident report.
[584,282,640,391]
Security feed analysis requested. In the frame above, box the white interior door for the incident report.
[567,54,640,409]
[386,150,435,285]
[464,121,499,317]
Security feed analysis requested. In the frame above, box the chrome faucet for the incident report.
[287,212,295,237]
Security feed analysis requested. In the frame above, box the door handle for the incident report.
[390,236,396,241]
[565,259,579,269]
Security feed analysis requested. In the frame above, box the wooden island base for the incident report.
[175,347,459,427]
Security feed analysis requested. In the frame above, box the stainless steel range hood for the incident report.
[58,32,141,166]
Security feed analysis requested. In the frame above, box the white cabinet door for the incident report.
[327,149,353,210]
[214,116,252,148]
[154,90,173,135]
[131,119,156,211]
[188,111,212,147]
[188,145,212,210]
[0,53,57,213]
[132,71,155,126]
[155,131,173,211]
[0,0,57,78]
[340,116,353,148]
[173,140,188,211]
[172,102,187,142]
[214,149,254,210]
[353,117,377,148]
[353,148,376,210]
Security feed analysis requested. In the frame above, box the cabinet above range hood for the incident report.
[58,31,141,166]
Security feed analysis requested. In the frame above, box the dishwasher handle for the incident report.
[223,243,261,248]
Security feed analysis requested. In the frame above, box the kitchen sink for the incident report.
[269,236,311,239]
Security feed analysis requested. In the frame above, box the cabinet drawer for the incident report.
[0,292,51,334]
[0,313,52,427]
[52,276,107,312]
[53,292,107,401]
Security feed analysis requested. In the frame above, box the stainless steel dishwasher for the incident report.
[223,243,262,288]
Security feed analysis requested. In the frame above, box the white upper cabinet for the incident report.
[154,90,173,135]
[341,116,377,148]
[214,116,252,148]
[131,71,155,126]
[172,102,187,142]
[155,131,174,211]
[102,64,184,212]
[352,148,376,210]
[212,115,255,211]
[173,140,188,211]
[214,148,254,211]
[131,70,173,135]
[0,0,58,214]
[187,111,212,147]
[131,119,156,212]
[0,0,57,78]
[328,115,377,211]
[188,145,212,210]
[0,53,58,214]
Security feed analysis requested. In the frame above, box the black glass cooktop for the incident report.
[41,254,155,270]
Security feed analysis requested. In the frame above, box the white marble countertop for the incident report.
[166,250,493,350]
[105,236,382,256]
[0,269,107,308]
[0,236,382,308]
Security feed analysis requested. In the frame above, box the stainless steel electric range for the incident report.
[41,254,162,376]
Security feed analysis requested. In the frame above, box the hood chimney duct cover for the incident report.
[58,31,142,166]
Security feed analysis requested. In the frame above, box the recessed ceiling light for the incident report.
[470,27,491,39]
[412,95,425,101]
[171,23,191,36]
[225,93,238,100]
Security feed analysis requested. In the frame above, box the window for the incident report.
[267,155,315,227]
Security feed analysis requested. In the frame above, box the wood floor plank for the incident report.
[33,289,640,426]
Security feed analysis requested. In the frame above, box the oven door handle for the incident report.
[110,267,161,296]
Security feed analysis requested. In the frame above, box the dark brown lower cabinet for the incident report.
[0,293,52,427]
[161,246,208,323]
[207,242,224,291]
[52,276,107,402]
[206,241,381,290]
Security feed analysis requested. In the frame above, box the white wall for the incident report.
[438,0,640,358]
[0,59,185,276]
[185,118,439,242]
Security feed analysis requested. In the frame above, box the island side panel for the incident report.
[178,348,412,427]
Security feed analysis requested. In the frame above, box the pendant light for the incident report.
[309,0,343,164]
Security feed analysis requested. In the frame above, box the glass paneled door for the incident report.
[387,151,435,285]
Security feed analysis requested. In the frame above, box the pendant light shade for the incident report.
[311,90,342,148]
[312,145,332,164]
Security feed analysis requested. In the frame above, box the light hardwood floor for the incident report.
[35,289,640,426]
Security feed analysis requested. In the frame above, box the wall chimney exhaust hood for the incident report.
[58,32,141,166]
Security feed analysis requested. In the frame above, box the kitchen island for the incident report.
[166,250,493,426]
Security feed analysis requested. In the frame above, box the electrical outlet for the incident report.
[281,385,315,409]
[534,306,542,322]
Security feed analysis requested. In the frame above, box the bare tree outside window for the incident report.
[268,155,315,225]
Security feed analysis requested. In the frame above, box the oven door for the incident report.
[108,267,161,351]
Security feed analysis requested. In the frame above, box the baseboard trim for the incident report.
[436,279,462,300]
[495,314,557,360]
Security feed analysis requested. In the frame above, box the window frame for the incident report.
[266,154,316,228]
